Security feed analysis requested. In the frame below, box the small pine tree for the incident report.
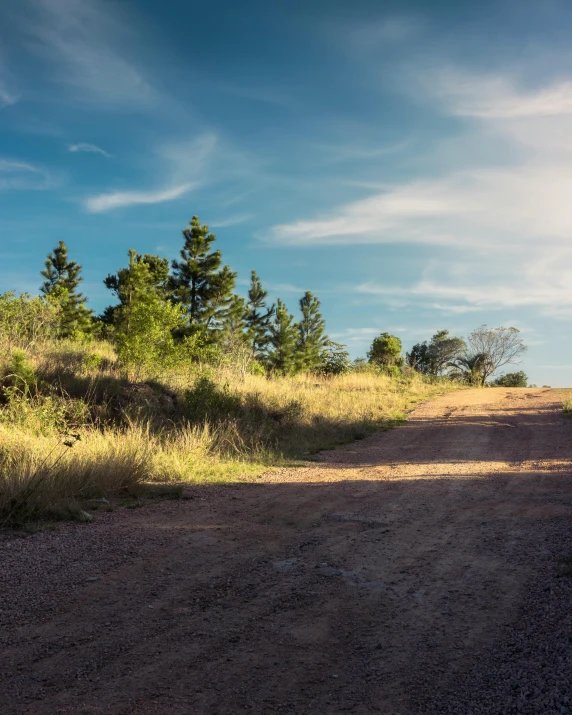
[296,291,328,371]
[169,216,237,339]
[40,240,93,338]
[112,250,186,379]
[102,252,170,325]
[244,270,274,358]
[266,299,298,375]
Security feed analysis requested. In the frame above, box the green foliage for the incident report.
[367,333,403,367]
[40,241,93,338]
[266,299,298,375]
[448,353,487,385]
[112,251,188,379]
[115,297,187,379]
[183,376,241,423]
[319,341,352,375]
[3,351,37,395]
[385,365,400,379]
[102,251,170,325]
[244,270,274,358]
[0,292,60,350]
[169,216,237,338]
[407,330,466,376]
[296,291,328,371]
[491,371,528,387]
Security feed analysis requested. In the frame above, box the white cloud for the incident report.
[68,142,111,157]
[0,159,54,190]
[84,183,195,213]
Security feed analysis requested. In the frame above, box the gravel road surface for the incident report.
[1,388,572,714]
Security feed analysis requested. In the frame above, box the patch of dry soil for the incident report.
[2,388,572,714]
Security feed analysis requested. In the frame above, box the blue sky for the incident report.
[1,0,572,384]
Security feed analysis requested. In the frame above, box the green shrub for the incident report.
[491,371,528,387]
[3,351,37,395]
[183,376,242,423]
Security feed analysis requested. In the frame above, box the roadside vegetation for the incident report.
[0,216,528,525]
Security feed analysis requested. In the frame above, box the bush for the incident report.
[491,371,528,387]
[183,376,242,423]
[0,292,60,351]
[3,351,37,395]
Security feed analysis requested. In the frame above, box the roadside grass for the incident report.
[0,340,461,525]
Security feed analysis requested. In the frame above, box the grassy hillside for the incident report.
[0,340,457,525]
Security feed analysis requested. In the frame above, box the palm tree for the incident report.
[447,353,487,386]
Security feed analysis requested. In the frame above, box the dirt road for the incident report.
[2,388,572,714]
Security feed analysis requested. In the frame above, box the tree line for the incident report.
[366,328,528,386]
[2,215,528,383]
[37,216,348,376]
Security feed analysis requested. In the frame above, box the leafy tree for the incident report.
[492,371,528,387]
[407,330,466,376]
[244,271,274,357]
[406,340,430,374]
[467,326,527,386]
[40,240,93,338]
[266,299,298,375]
[296,291,328,371]
[319,340,352,375]
[367,333,403,368]
[102,252,170,325]
[112,250,187,379]
[169,216,237,338]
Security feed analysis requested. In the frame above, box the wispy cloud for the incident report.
[82,132,218,213]
[423,69,572,119]
[0,84,18,109]
[0,55,19,108]
[346,15,424,49]
[267,61,572,318]
[84,183,195,213]
[209,214,253,228]
[0,159,55,190]
[19,0,155,106]
[68,142,111,157]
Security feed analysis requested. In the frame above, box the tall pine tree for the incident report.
[266,299,298,375]
[296,291,328,371]
[244,270,274,358]
[40,240,93,338]
[169,216,237,339]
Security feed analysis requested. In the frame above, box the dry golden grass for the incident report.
[0,340,461,524]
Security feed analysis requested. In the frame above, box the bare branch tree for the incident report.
[467,325,527,385]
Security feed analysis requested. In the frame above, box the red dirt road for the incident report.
[2,388,572,714]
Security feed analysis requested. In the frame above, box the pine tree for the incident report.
[102,252,170,324]
[40,240,93,338]
[169,216,237,339]
[266,299,298,375]
[244,270,274,357]
[296,291,328,371]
